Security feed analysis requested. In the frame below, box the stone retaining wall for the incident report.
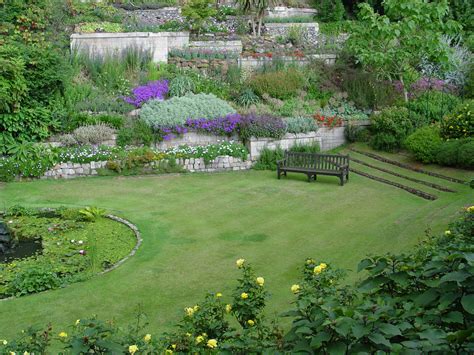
[239,53,337,69]
[247,132,322,160]
[264,23,319,45]
[41,155,251,179]
[266,7,317,18]
[70,32,189,63]
[188,40,243,54]
[319,120,371,151]
[168,57,237,75]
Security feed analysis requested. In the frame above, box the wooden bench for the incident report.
[277,151,350,185]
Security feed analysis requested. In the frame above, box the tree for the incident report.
[346,0,461,102]
[181,0,217,36]
[238,0,274,37]
[314,0,345,22]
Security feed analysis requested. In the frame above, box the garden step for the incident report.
[349,166,438,201]
[348,155,456,193]
[350,148,467,185]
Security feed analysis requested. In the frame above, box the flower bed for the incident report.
[0,207,137,298]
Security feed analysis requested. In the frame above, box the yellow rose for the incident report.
[247,319,255,326]
[75,319,80,326]
[9,352,15,355]
[128,345,139,354]
[171,344,177,349]
[241,292,249,299]
[467,206,474,213]
[291,284,300,294]
[1,340,7,345]
[165,350,173,355]
[207,339,218,349]
[184,307,194,316]
[225,304,232,313]
[58,332,68,338]
[306,258,315,265]
[216,292,223,298]
[445,230,451,236]
[314,263,327,274]
[186,332,192,337]
[196,335,204,344]
[256,277,265,286]
[23,352,30,355]
[193,305,199,312]
[236,258,245,268]
[144,334,152,342]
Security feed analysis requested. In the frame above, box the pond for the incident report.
[0,221,42,263]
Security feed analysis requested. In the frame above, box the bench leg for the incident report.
[314,174,317,181]
[307,174,312,182]
[340,175,344,186]
[277,168,281,180]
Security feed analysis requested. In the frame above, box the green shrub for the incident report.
[70,123,116,145]
[116,119,154,147]
[440,100,474,139]
[285,116,318,134]
[0,45,27,113]
[250,68,306,100]
[436,140,461,167]
[404,125,443,163]
[236,88,260,107]
[369,107,417,152]
[314,0,345,22]
[140,93,236,129]
[345,122,371,143]
[253,147,284,171]
[63,113,124,132]
[169,75,195,97]
[289,142,320,153]
[407,91,461,123]
[457,138,474,169]
[74,95,134,114]
[7,264,62,297]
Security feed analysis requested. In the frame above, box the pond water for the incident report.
[0,240,43,263]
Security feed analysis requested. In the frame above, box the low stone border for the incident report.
[350,168,438,201]
[350,148,467,185]
[350,157,456,193]
[101,214,142,274]
[0,213,141,302]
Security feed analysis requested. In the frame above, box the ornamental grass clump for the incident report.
[71,123,116,145]
[123,80,169,108]
[140,93,236,130]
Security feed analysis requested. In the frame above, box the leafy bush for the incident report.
[140,93,236,130]
[440,100,474,139]
[7,264,62,297]
[314,0,345,22]
[74,95,134,114]
[250,69,306,100]
[71,124,115,145]
[289,142,320,153]
[285,116,318,134]
[0,45,27,113]
[407,90,461,123]
[123,80,169,108]
[77,21,123,33]
[369,107,418,152]
[404,125,443,163]
[435,138,474,169]
[239,114,287,140]
[169,75,196,97]
[62,113,124,132]
[253,147,285,171]
[345,122,371,143]
[116,119,154,147]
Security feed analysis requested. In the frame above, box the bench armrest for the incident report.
[277,158,287,167]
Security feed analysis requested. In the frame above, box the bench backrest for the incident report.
[283,151,349,171]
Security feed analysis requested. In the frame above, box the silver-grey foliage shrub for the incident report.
[72,123,116,145]
[285,116,318,134]
[140,93,236,129]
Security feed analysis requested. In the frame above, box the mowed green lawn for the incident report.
[0,166,472,338]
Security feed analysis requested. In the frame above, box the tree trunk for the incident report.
[399,76,409,103]
[250,19,256,36]
[257,17,262,36]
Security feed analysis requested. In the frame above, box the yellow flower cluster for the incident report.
[445,230,452,236]
[128,345,138,354]
[247,319,255,326]
[467,206,474,213]
[195,335,204,344]
[236,258,245,268]
[144,334,152,342]
[291,284,300,294]
[184,305,199,316]
[207,339,218,348]
[58,332,68,338]
[241,292,249,299]
[225,304,232,313]
[256,277,265,286]
[313,263,328,274]
[216,292,222,298]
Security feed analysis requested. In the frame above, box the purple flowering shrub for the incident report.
[186,114,241,136]
[394,77,457,98]
[123,80,169,108]
[239,114,287,140]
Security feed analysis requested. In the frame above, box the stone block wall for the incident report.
[266,7,317,18]
[42,161,108,179]
[187,40,243,54]
[238,53,337,70]
[70,32,189,63]
[41,156,251,179]
[264,23,319,45]
[154,132,239,150]
[168,57,237,75]
[318,120,371,151]
[247,132,322,160]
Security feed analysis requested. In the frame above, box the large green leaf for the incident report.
[369,333,392,349]
[461,294,474,315]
